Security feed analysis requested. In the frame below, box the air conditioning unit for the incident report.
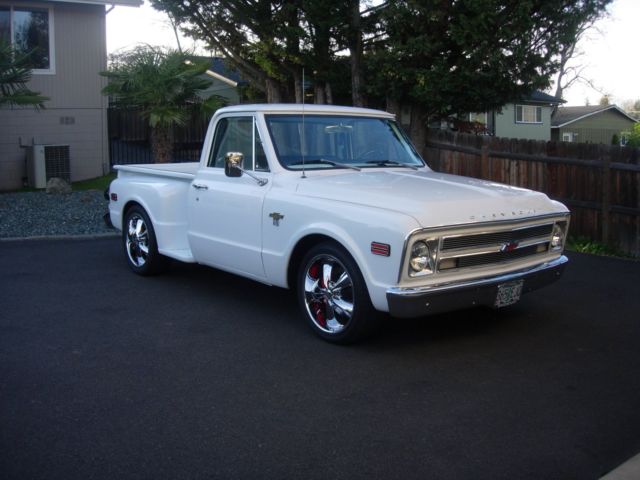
[26,144,71,189]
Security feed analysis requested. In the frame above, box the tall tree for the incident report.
[365,0,612,152]
[552,7,608,102]
[0,41,48,109]
[151,0,367,104]
[151,0,305,102]
[101,46,223,163]
[150,0,611,151]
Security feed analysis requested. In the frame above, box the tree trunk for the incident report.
[151,125,174,164]
[325,82,333,105]
[294,70,303,103]
[266,77,283,103]
[386,97,400,116]
[348,0,364,107]
[314,83,326,104]
[409,105,428,159]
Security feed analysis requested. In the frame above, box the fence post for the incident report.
[601,145,611,245]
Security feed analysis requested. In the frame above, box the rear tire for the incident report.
[297,242,381,344]
[123,205,168,276]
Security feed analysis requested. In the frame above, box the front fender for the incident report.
[261,194,419,312]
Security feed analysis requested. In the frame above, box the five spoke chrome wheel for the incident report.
[303,254,354,334]
[125,213,150,267]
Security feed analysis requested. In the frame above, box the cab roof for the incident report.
[217,104,395,119]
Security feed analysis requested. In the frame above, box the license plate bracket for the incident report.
[494,279,524,308]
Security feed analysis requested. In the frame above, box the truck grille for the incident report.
[437,223,555,272]
[441,224,553,251]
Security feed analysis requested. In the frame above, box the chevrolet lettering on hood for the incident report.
[107,104,569,344]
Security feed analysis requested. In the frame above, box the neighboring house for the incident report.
[447,91,563,141]
[192,57,246,105]
[205,57,246,104]
[471,91,564,141]
[0,0,141,191]
[551,105,638,144]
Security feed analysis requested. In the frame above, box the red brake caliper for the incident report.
[308,262,326,327]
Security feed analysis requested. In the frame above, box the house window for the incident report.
[0,4,54,73]
[468,112,488,125]
[562,132,573,142]
[515,105,542,124]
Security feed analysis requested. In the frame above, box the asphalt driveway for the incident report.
[1,238,639,480]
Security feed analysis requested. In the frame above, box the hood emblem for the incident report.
[500,241,519,253]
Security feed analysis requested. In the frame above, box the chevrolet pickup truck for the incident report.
[108,104,569,343]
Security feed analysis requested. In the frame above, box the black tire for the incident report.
[122,205,168,276]
[297,241,381,344]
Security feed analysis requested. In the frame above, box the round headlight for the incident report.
[551,224,564,249]
[410,241,430,272]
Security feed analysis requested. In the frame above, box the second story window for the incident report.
[0,4,53,73]
[515,105,542,124]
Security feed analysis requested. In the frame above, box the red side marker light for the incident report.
[371,242,391,257]
[110,193,118,201]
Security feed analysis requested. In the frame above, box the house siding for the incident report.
[554,109,636,144]
[494,103,552,141]
[0,1,108,191]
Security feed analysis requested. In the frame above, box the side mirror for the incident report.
[224,152,243,178]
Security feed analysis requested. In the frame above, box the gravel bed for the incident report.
[0,190,116,239]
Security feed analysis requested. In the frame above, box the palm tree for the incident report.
[0,41,49,108]
[101,46,224,163]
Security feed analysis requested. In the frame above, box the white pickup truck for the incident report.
[108,104,569,343]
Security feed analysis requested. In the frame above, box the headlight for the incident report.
[550,222,567,251]
[408,239,437,276]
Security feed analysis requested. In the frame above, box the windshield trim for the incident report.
[264,114,426,171]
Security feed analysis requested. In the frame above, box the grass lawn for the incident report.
[12,173,116,193]
[72,173,116,192]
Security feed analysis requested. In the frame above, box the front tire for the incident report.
[297,242,380,344]
[123,205,168,276]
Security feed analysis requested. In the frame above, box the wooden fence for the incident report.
[108,107,211,165]
[424,130,640,256]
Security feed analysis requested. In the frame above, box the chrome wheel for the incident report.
[303,254,354,334]
[125,213,150,267]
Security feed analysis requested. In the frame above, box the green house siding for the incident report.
[494,103,552,141]
[554,109,636,144]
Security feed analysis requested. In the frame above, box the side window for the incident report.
[208,116,269,172]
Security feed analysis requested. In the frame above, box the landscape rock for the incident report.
[46,178,72,195]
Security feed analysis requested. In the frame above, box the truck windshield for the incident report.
[265,115,425,170]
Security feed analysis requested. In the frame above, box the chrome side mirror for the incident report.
[223,151,269,187]
[224,152,243,178]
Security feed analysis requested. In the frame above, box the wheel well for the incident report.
[287,234,346,290]
[123,200,143,219]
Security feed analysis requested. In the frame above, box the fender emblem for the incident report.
[269,212,284,226]
[500,241,519,253]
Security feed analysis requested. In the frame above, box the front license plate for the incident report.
[494,280,524,308]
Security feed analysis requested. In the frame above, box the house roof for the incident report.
[522,90,564,105]
[47,0,142,6]
[210,58,245,85]
[189,57,247,88]
[551,105,638,128]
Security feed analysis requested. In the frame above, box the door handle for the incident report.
[192,183,208,190]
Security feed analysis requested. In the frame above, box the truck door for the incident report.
[187,115,271,280]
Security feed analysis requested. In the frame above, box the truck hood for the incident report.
[295,170,566,227]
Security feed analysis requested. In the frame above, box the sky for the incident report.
[106,0,639,108]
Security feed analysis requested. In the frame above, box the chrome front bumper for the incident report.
[386,255,568,318]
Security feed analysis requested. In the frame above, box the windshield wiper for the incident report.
[290,159,361,171]
[365,160,419,170]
